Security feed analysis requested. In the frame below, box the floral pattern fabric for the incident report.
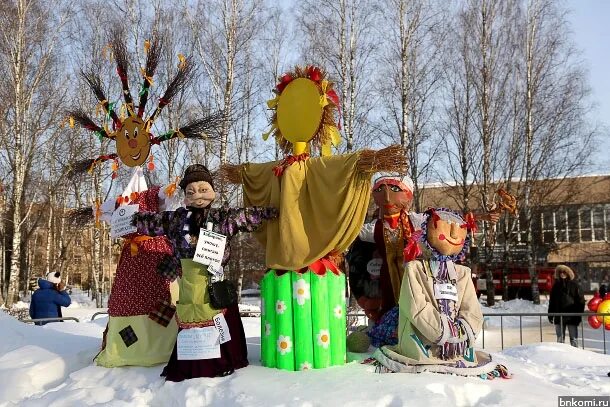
[261,268,347,371]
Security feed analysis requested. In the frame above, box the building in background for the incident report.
[421,175,610,293]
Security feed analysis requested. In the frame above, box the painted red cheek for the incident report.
[438,234,445,240]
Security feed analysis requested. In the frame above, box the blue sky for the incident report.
[567,0,610,168]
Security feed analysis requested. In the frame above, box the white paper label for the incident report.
[434,283,458,302]
[213,313,232,344]
[193,229,227,274]
[177,327,220,360]
[110,204,139,238]
[366,258,383,277]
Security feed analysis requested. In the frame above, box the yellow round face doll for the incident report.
[115,116,152,167]
[424,209,469,257]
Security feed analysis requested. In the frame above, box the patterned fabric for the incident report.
[107,187,174,317]
[148,300,176,327]
[119,325,138,347]
[157,255,181,281]
[133,206,278,264]
[368,306,399,348]
[261,269,347,371]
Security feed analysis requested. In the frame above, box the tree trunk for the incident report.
[6,0,28,306]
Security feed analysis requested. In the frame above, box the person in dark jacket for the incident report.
[548,265,585,347]
[29,272,71,325]
[346,237,382,322]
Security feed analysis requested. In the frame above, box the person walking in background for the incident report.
[548,265,585,347]
[29,272,71,325]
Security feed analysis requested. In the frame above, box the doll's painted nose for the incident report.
[128,139,138,148]
[383,186,391,202]
[450,223,459,238]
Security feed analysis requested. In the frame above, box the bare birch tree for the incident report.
[518,0,596,303]
[376,0,444,211]
[296,0,378,152]
[0,0,70,305]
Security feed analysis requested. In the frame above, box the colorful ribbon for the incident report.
[124,236,153,256]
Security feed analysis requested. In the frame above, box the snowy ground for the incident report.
[1,296,609,406]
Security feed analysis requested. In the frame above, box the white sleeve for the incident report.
[158,185,184,212]
[99,198,116,224]
[409,212,426,231]
[359,221,376,243]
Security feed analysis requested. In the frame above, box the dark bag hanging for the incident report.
[208,280,238,309]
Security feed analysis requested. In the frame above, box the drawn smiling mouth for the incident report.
[131,151,141,161]
[439,234,464,246]
[445,237,464,246]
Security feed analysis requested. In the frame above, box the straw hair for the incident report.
[356,145,408,174]
[217,164,244,185]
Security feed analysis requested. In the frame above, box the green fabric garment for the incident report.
[261,269,346,371]
[241,153,371,270]
[176,259,220,323]
[95,314,177,368]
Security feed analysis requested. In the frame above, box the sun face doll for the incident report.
[67,29,221,179]
[372,208,510,379]
[66,29,222,369]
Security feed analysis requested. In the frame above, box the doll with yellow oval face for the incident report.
[115,116,152,167]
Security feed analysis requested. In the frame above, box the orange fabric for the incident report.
[124,236,154,256]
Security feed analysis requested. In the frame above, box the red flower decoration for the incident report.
[276,74,293,93]
[462,212,478,233]
[307,66,322,82]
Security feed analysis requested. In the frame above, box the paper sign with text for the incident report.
[177,327,220,360]
[193,229,227,273]
[110,204,139,238]
[433,283,458,302]
[213,313,232,344]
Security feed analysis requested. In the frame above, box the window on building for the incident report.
[555,207,568,242]
[517,212,529,244]
[593,206,606,241]
[567,206,579,243]
[606,204,610,236]
[532,211,542,244]
[73,254,82,264]
[580,207,592,242]
[542,209,555,243]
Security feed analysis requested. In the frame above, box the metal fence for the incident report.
[481,312,610,354]
[22,317,80,324]
[347,311,610,354]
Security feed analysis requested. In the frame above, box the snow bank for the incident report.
[1,310,609,406]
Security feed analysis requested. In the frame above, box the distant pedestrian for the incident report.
[548,265,585,347]
[599,284,608,299]
[29,272,71,325]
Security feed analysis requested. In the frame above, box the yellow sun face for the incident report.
[277,78,323,145]
[264,66,341,156]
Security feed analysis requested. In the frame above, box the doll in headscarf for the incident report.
[132,164,277,381]
[350,173,499,349]
[372,208,510,379]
